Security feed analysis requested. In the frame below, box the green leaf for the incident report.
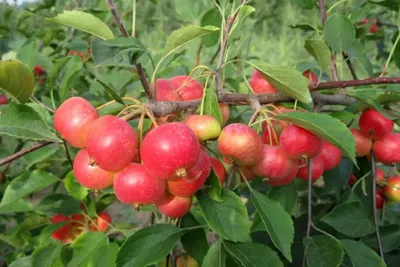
[304,39,331,77]
[96,79,126,106]
[275,111,356,165]
[348,41,374,77]
[323,14,356,53]
[68,232,109,267]
[15,214,48,233]
[197,189,251,242]
[64,171,88,200]
[203,169,224,202]
[202,239,225,267]
[181,213,209,265]
[268,182,298,214]
[22,142,59,169]
[223,241,283,267]
[200,8,221,47]
[341,239,386,267]
[297,0,318,9]
[321,201,375,237]
[304,235,344,267]
[117,224,186,267]
[47,10,114,40]
[250,190,294,262]
[0,60,35,103]
[0,199,34,214]
[91,37,148,68]
[39,194,82,216]
[91,243,119,267]
[9,256,32,267]
[248,63,312,103]
[0,103,59,141]
[361,225,400,253]
[95,193,117,213]
[59,55,83,101]
[0,170,59,207]
[322,159,353,190]
[17,40,39,71]
[329,111,355,126]
[200,84,223,125]
[46,57,70,90]
[32,243,62,267]
[0,233,26,248]
[162,25,219,58]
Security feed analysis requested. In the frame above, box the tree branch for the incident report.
[106,0,153,101]
[302,158,313,267]
[215,0,245,96]
[0,141,56,167]
[309,77,400,90]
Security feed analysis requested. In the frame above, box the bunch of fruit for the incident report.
[51,211,111,243]
[349,108,400,207]
[54,76,230,219]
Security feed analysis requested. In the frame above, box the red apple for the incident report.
[167,150,210,197]
[302,70,318,83]
[95,211,111,232]
[86,115,138,172]
[141,122,200,180]
[219,103,230,126]
[297,156,325,182]
[350,129,373,157]
[70,214,87,229]
[54,97,99,148]
[249,69,277,94]
[251,145,294,180]
[373,133,400,164]
[261,120,288,146]
[369,23,378,33]
[73,149,114,190]
[318,141,342,171]
[51,214,71,241]
[217,123,264,166]
[239,166,256,181]
[348,173,357,187]
[152,79,180,101]
[384,176,400,202]
[156,193,192,218]
[280,125,323,159]
[209,157,226,185]
[376,168,385,183]
[184,115,221,141]
[268,162,298,186]
[0,95,7,105]
[169,75,203,101]
[359,109,394,140]
[113,163,166,205]
[33,65,45,76]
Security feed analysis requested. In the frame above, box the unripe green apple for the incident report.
[184,115,221,141]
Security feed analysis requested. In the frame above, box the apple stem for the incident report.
[302,158,313,267]
[226,164,237,189]
[371,151,385,261]
[342,52,358,80]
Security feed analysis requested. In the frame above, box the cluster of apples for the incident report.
[350,108,400,205]
[51,211,111,243]
[54,75,229,218]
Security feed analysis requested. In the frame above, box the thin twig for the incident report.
[62,139,73,167]
[106,0,153,101]
[194,40,203,67]
[342,52,358,80]
[371,152,385,261]
[31,96,55,113]
[226,164,237,189]
[318,0,339,81]
[215,0,245,96]
[302,158,313,267]
[209,46,221,65]
[0,141,56,167]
